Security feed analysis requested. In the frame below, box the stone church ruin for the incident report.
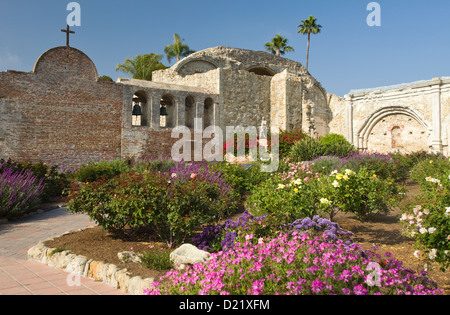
[0,44,448,168]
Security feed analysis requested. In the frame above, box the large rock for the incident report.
[170,244,211,271]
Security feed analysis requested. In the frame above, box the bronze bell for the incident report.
[132,104,143,116]
[160,106,168,116]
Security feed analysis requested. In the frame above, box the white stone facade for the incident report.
[329,77,450,156]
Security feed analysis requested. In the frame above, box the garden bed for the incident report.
[44,180,450,295]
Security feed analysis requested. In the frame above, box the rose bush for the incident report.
[401,168,450,271]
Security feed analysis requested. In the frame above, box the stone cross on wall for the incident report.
[61,25,75,47]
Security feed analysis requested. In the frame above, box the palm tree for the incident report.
[297,16,322,71]
[116,53,167,81]
[264,34,294,57]
[164,33,196,63]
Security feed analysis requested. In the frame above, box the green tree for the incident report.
[164,33,196,63]
[116,53,167,81]
[264,34,294,57]
[98,75,113,82]
[297,16,322,71]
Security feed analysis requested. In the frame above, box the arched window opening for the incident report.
[160,95,176,128]
[391,126,402,149]
[132,92,148,126]
[185,95,195,129]
[247,67,275,77]
[204,98,214,129]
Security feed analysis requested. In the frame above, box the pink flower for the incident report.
[190,173,197,179]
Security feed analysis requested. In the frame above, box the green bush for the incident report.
[246,166,401,222]
[73,160,131,183]
[278,129,309,159]
[288,137,324,162]
[67,169,239,248]
[211,161,271,195]
[319,134,355,158]
[400,169,450,271]
[410,158,450,187]
[246,176,321,224]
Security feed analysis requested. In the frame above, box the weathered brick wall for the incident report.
[0,47,123,168]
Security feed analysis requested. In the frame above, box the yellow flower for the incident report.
[345,169,355,175]
[278,184,285,189]
[372,174,377,179]
[343,174,349,181]
[294,188,299,193]
[336,173,344,180]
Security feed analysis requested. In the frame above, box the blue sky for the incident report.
[0,0,449,96]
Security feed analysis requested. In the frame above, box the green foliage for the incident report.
[67,170,239,248]
[278,129,309,160]
[164,33,195,63]
[401,168,450,271]
[410,158,450,187]
[211,161,271,195]
[319,168,401,220]
[246,166,401,223]
[116,53,167,81]
[288,137,324,162]
[264,34,294,56]
[139,249,172,271]
[72,160,131,183]
[98,75,113,82]
[319,134,355,157]
[246,176,321,224]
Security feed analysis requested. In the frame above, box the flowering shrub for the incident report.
[193,211,272,253]
[401,170,450,271]
[67,162,239,247]
[318,168,401,220]
[309,151,412,182]
[1,159,70,201]
[0,163,46,219]
[285,216,354,244]
[247,164,400,222]
[145,232,442,295]
[245,175,322,222]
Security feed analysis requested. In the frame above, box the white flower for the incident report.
[446,207,450,217]
[330,170,338,176]
[419,228,427,234]
[278,184,285,189]
[345,169,355,175]
[414,250,421,259]
[320,198,332,205]
[423,209,430,215]
[332,180,340,188]
[429,249,438,260]
[428,227,437,234]
[171,173,177,178]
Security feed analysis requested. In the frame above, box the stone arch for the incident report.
[246,66,275,77]
[132,90,149,127]
[204,97,215,128]
[174,57,219,76]
[160,94,177,128]
[357,106,431,151]
[185,95,196,129]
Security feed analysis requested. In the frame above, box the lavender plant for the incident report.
[0,163,46,219]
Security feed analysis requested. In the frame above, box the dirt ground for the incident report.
[45,180,450,295]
